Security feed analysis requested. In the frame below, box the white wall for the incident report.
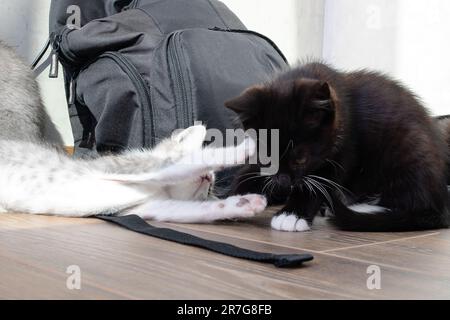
[323,0,450,116]
[222,0,324,64]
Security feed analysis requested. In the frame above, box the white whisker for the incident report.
[307,175,354,198]
[305,177,334,213]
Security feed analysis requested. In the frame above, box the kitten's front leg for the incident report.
[106,136,256,186]
[121,194,267,223]
[230,165,290,206]
[271,188,324,232]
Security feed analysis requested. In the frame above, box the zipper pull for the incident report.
[49,34,62,78]
[49,50,59,78]
[209,26,231,32]
[68,77,76,105]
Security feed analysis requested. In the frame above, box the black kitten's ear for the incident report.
[225,85,265,114]
[225,85,266,122]
[305,82,335,128]
[315,81,331,100]
[311,81,335,112]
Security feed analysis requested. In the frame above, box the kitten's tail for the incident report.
[331,201,412,232]
[331,198,449,232]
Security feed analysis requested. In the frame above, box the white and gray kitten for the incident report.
[0,42,267,222]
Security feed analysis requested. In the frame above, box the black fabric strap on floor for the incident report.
[97,215,313,268]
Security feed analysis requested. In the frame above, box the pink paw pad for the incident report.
[236,198,250,207]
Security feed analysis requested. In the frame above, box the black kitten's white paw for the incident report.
[271,213,310,232]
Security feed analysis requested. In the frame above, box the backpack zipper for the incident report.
[52,28,79,66]
[99,52,155,147]
[209,27,288,64]
[48,27,84,79]
[52,27,155,148]
[166,27,287,130]
[167,31,193,128]
[124,0,140,10]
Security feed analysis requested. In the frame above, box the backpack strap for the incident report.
[96,215,313,268]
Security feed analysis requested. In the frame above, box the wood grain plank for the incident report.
[0,213,98,231]
[328,231,450,282]
[0,215,339,299]
[149,221,450,299]
[1,213,449,299]
[64,146,74,156]
[0,256,127,300]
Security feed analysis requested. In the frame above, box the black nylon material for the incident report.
[97,215,314,268]
[49,0,134,33]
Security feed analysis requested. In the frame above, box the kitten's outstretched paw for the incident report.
[238,194,267,213]
[221,194,267,218]
[236,136,257,163]
[214,136,256,169]
[271,213,311,232]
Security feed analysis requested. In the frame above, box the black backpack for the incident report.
[48,0,288,156]
[32,0,313,268]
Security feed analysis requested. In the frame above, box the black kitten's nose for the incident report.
[278,174,291,186]
[275,174,292,191]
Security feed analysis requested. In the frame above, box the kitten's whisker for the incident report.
[262,177,273,194]
[306,176,340,212]
[308,175,346,192]
[302,179,310,194]
[213,171,261,184]
[229,172,262,183]
[307,175,354,199]
[233,175,262,190]
[262,183,271,196]
[269,180,277,197]
[305,177,334,213]
[237,172,262,178]
[303,179,317,198]
[325,159,339,174]
[326,159,345,174]
[264,177,277,197]
[228,171,262,185]
[213,176,233,184]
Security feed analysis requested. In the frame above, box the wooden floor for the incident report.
[1,208,450,300]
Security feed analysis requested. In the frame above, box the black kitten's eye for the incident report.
[296,158,308,166]
[290,157,308,169]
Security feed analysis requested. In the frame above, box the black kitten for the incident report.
[226,62,450,232]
